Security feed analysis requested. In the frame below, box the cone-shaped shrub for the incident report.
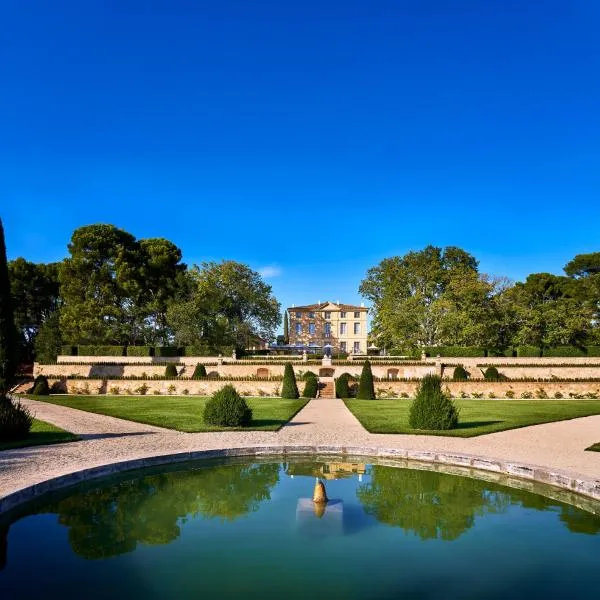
[303,371,317,381]
[335,373,351,398]
[483,366,501,381]
[31,375,50,396]
[356,360,375,399]
[203,384,252,427]
[302,377,318,398]
[281,362,299,399]
[192,363,207,378]
[0,398,33,441]
[409,374,459,430]
[165,363,178,377]
[453,365,469,381]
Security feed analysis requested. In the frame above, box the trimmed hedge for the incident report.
[31,374,50,395]
[302,377,318,398]
[357,360,375,399]
[282,362,299,399]
[483,366,501,381]
[77,346,125,357]
[203,385,252,427]
[408,374,459,431]
[543,346,587,357]
[192,363,207,378]
[424,346,486,358]
[517,346,542,357]
[587,346,600,357]
[61,345,77,356]
[155,346,180,358]
[126,346,154,357]
[335,373,351,398]
[452,365,469,381]
[165,363,178,377]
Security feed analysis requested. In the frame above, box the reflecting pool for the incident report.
[1,458,599,599]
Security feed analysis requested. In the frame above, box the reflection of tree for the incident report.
[357,467,510,541]
[559,505,600,535]
[40,463,279,559]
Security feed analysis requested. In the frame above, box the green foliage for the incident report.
[452,365,469,381]
[192,363,207,378]
[587,346,600,357]
[543,346,587,357]
[155,346,180,357]
[34,311,62,363]
[31,374,50,395]
[483,366,501,381]
[281,362,299,399]
[0,219,17,394]
[61,345,77,356]
[425,346,486,357]
[517,345,542,357]
[203,384,252,427]
[408,374,459,430]
[126,346,154,357]
[302,376,318,398]
[283,311,289,344]
[336,373,351,398]
[357,359,375,399]
[302,371,317,381]
[0,397,33,441]
[78,345,125,356]
[164,363,178,377]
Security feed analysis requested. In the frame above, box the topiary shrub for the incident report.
[281,362,299,399]
[356,359,375,399]
[203,384,252,427]
[302,376,318,398]
[408,374,459,430]
[303,371,317,381]
[453,365,469,381]
[192,363,207,378]
[0,397,33,441]
[31,374,50,396]
[335,373,351,398]
[483,366,501,381]
[165,363,178,377]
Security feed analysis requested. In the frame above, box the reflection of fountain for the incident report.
[286,462,366,481]
[297,478,343,534]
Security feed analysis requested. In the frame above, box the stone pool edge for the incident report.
[1,444,600,515]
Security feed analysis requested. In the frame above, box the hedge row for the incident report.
[60,346,236,357]
[43,375,285,382]
[424,346,600,358]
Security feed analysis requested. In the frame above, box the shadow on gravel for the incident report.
[79,432,157,441]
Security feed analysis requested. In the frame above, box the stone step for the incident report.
[319,381,335,399]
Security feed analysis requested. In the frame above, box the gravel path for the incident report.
[1,397,599,507]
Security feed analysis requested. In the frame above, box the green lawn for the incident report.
[30,395,308,432]
[0,419,78,451]
[345,398,600,437]
[586,443,600,452]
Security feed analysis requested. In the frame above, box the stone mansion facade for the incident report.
[287,301,368,354]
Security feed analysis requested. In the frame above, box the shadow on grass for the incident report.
[0,431,78,452]
[250,419,290,429]
[455,420,503,430]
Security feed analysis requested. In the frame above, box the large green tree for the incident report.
[8,258,60,361]
[168,261,280,352]
[0,219,17,392]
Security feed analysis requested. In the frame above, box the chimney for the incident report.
[360,302,364,307]
[292,303,295,308]
[336,299,339,305]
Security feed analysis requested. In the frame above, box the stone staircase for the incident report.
[318,380,335,399]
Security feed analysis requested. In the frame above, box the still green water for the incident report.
[1,458,599,599]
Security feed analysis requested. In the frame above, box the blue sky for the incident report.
[2,0,600,314]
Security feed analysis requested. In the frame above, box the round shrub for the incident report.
[165,363,178,377]
[303,371,317,381]
[192,363,207,378]
[356,359,375,399]
[203,385,252,427]
[335,373,351,398]
[452,365,469,381]
[409,374,459,431]
[302,377,318,398]
[483,366,501,381]
[281,362,299,399]
[31,375,50,396]
[0,397,33,441]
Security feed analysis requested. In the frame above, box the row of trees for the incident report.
[7,224,281,363]
[360,245,600,353]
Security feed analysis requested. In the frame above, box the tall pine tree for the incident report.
[0,219,17,394]
[283,311,289,344]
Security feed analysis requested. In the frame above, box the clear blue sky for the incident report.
[2,0,600,314]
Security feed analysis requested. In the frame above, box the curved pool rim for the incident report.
[1,444,600,517]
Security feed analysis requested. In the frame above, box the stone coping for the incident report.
[1,445,599,517]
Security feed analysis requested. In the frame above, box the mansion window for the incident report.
[324,311,331,319]
[309,323,315,335]
[295,323,302,334]
[340,322,347,335]
[354,323,361,334]
[354,311,360,318]
[324,323,331,338]
[308,311,315,318]
[340,311,346,318]
[353,342,360,353]
[340,341,347,352]
[295,312,301,319]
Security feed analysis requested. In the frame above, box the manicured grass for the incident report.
[0,419,78,451]
[586,443,600,452]
[345,398,600,437]
[30,395,308,432]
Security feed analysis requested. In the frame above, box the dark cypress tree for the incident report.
[356,360,375,399]
[302,376,318,398]
[165,363,178,377]
[0,219,17,395]
[283,311,289,344]
[335,373,351,398]
[192,363,207,378]
[453,365,469,381]
[281,362,299,399]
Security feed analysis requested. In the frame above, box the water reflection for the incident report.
[37,463,279,559]
[285,461,366,480]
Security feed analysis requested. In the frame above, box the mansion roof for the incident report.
[287,301,367,312]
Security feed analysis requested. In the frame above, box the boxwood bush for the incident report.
[543,346,587,357]
[165,363,178,377]
[192,363,207,378]
[517,346,542,357]
[203,385,252,427]
[31,374,50,395]
[452,365,469,381]
[77,345,125,357]
[357,359,375,399]
[424,346,486,357]
[155,346,180,358]
[483,366,501,381]
[282,362,299,399]
[302,376,319,398]
[408,374,459,430]
[335,373,351,398]
[126,346,154,357]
